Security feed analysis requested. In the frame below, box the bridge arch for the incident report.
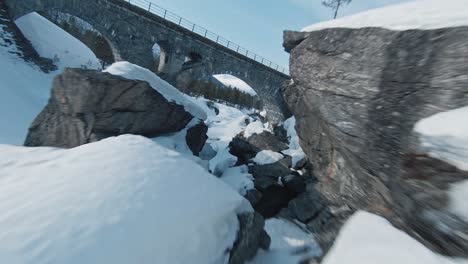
[34,10,121,68]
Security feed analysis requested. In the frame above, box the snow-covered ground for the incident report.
[0,135,251,264]
[322,211,468,264]
[213,74,258,96]
[303,0,468,32]
[414,106,468,224]
[249,218,321,264]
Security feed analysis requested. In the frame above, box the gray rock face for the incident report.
[185,121,208,156]
[25,68,193,148]
[229,212,270,264]
[283,27,468,257]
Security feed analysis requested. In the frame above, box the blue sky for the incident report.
[152,0,410,69]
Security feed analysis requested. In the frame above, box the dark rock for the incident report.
[273,123,289,143]
[229,212,270,264]
[288,191,326,223]
[25,69,193,148]
[229,131,290,165]
[283,26,468,257]
[294,157,308,170]
[254,185,296,219]
[283,174,306,195]
[185,121,208,156]
[248,158,292,185]
[206,100,220,115]
[244,189,263,207]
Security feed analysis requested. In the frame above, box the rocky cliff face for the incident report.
[283,27,468,256]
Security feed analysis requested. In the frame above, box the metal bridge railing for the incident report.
[126,0,289,75]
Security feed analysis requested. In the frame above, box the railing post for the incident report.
[236,46,240,52]
[246,50,249,57]
[216,36,219,43]
[163,10,167,18]
[148,2,152,11]
[178,17,182,25]
[204,30,208,37]
[227,41,230,48]
[192,24,195,31]
[254,54,256,60]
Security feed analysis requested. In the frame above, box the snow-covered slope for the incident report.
[0,135,251,264]
[281,117,306,167]
[16,12,101,70]
[250,218,321,264]
[322,211,467,264]
[303,0,468,32]
[214,74,258,96]
[104,62,207,120]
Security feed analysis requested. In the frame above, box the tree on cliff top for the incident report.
[322,0,352,19]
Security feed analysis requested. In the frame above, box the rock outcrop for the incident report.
[25,68,193,148]
[186,121,208,156]
[283,27,468,256]
[229,212,270,264]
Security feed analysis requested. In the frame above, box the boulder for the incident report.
[25,69,193,148]
[248,157,292,185]
[229,212,270,264]
[229,131,289,164]
[185,121,208,156]
[199,143,217,161]
[283,26,468,256]
[253,185,296,219]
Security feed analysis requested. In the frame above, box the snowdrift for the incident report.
[0,135,251,264]
[303,0,468,32]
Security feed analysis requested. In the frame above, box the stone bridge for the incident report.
[5,0,291,121]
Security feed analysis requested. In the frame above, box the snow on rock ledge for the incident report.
[0,135,251,264]
[104,62,207,120]
[303,0,468,32]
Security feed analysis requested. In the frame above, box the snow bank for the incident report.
[281,117,306,167]
[322,211,468,264]
[16,12,101,70]
[303,0,468,32]
[104,62,207,120]
[249,218,321,264]
[0,135,251,264]
[414,106,468,224]
[244,120,268,138]
[253,150,284,165]
[214,74,258,96]
[221,165,255,195]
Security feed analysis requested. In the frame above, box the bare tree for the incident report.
[322,0,352,19]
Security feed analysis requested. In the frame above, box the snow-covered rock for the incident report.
[303,0,468,32]
[0,12,99,145]
[25,67,194,148]
[321,211,468,264]
[244,121,268,138]
[0,135,253,264]
[253,150,284,165]
[104,61,207,120]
